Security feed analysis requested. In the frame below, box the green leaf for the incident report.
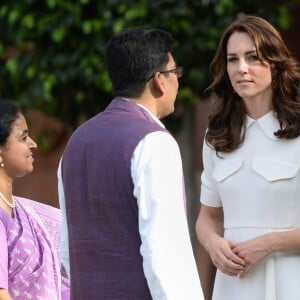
[46,0,57,9]
[22,14,35,29]
[82,20,92,34]
[51,27,66,42]
[8,9,21,25]
[0,5,9,17]
[6,58,18,76]
[25,65,36,79]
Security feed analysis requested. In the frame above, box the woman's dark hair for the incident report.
[206,15,300,153]
[105,28,173,98]
[0,100,21,146]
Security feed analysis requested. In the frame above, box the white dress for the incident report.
[200,111,300,300]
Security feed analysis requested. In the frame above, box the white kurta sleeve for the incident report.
[132,131,204,300]
[57,158,70,279]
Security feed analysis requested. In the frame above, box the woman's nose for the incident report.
[238,58,248,73]
[28,136,37,149]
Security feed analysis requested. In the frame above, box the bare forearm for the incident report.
[0,289,12,300]
[266,229,300,253]
[196,206,224,253]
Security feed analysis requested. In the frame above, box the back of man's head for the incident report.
[105,28,173,99]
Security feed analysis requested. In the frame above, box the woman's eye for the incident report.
[248,54,259,61]
[227,57,237,62]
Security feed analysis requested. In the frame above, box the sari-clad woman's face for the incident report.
[0,114,37,179]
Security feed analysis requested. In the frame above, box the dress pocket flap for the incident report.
[213,157,243,182]
[252,158,299,182]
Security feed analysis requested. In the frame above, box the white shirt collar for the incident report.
[121,97,165,128]
[137,104,165,128]
[245,111,281,140]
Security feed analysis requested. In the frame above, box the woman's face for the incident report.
[0,114,37,179]
[226,31,273,106]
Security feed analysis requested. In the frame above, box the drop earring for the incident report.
[0,162,4,167]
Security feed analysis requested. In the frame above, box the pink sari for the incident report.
[0,196,69,299]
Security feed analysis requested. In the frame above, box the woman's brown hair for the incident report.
[206,15,300,153]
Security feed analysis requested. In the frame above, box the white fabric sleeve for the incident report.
[57,158,70,279]
[132,131,204,300]
[200,139,222,207]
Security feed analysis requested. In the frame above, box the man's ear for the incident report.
[153,72,166,95]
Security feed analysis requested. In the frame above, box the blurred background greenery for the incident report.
[1,0,299,135]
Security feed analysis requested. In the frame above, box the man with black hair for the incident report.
[58,28,204,300]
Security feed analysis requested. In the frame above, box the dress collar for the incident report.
[245,111,281,140]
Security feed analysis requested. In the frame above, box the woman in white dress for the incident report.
[196,15,300,300]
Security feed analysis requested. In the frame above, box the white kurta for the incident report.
[200,111,300,300]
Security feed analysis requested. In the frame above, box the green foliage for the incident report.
[0,0,298,130]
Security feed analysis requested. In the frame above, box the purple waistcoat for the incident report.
[62,98,167,300]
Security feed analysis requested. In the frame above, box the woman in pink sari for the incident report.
[0,100,69,300]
